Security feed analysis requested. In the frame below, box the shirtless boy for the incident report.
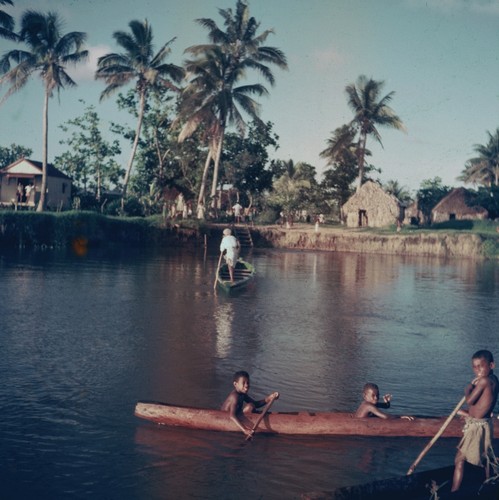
[221,370,279,437]
[451,349,499,493]
[355,382,413,420]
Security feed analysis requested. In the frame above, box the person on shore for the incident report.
[232,202,243,223]
[451,350,499,493]
[221,370,279,438]
[355,383,413,420]
[220,228,240,282]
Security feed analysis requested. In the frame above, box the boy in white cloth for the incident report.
[220,228,240,282]
[451,349,499,493]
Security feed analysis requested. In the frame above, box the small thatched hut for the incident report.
[342,180,403,228]
[431,187,488,223]
[403,200,425,226]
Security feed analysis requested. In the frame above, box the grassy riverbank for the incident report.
[253,223,498,258]
[0,211,202,251]
[0,211,497,258]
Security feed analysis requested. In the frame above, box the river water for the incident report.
[0,245,498,499]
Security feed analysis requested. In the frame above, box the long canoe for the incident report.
[217,258,255,292]
[134,401,488,438]
[303,464,499,499]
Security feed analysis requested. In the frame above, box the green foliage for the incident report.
[428,219,498,235]
[254,207,280,225]
[221,121,278,204]
[55,101,123,198]
[95,19,184,201]
[0,210,167,249]
[475,186,499,219]
[459,128,499,187]
[416,177,451,224]
[113,88,195,200]
[481,239,498,258]
[384,179,412,204]
[344,75,405,189]
[0,11,88,211]
[177,0,288,204]
[0,144,33,168]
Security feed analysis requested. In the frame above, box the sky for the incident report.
[1,0,499,194]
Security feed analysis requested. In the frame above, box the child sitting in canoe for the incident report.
[221,370,279,438]
[355,383,413,420]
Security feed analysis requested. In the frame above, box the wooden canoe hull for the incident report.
[134,401,483,438]
[217,259,255,291]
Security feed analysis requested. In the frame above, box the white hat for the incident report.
[223,228,231,236]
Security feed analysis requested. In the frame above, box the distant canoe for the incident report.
[134,401,479,438]
[217,259,255,292]
[303,464,499,499]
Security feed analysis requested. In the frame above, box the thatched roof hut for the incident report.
[431,187,488,223]
[342,180,403,228]
[403,200,425,226]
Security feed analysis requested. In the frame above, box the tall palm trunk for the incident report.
[197,147,213,208]
[210,126,225,209]
[356,132,368,193]
[122,90,146,210]
[37,89,50,212]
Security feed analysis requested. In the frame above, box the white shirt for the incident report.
[220,235,239,260]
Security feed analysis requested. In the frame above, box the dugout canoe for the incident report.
[134,401,485,438]
[217,258,255,292]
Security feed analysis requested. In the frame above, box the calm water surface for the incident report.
[0,245,498,499]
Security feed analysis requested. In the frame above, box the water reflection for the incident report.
[0,247,497,499]
[214,302,235,358]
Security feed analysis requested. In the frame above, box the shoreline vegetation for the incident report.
[0,211,497,259]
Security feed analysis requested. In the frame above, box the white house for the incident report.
[0,158,72,209]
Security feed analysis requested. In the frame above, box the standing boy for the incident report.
[220,228,240,282]
[451,349,499,493]
[221,370,279,437]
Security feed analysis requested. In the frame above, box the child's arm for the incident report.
[250,392,279,409]
[377,393,391,409]
[355,402,388,418]
[224,393,254,437]
[356,402,414,420]
[464,377,486,406]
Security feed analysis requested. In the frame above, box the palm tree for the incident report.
[320,125,358,168]
[384,179,411,204]
[0,10,88,211]
[177,0,287,210]
[0,0,16,41]
[95,19,184,208]
[345,75,405,192]
[459,129,499,187]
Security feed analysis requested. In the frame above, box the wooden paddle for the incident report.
[213,251,223,290]
[245,393,278,441]
[407,395,466,475]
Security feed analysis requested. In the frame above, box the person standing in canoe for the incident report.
[220,228,240,283]
[355,383,413,420]
[221,370,279,438]
[451,349,499,493]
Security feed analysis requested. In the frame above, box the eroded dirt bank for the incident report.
[250,225,487,258]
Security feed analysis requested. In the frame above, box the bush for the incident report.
[254,207,279,225]
[482,239,499,258]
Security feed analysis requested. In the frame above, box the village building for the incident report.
[431,187,488,223]
[0,158,72,210]
[341,180,403,228]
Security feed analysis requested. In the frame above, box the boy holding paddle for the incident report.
[219,228,240,283]
[221,370,279,438]
[451,349,499,493]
